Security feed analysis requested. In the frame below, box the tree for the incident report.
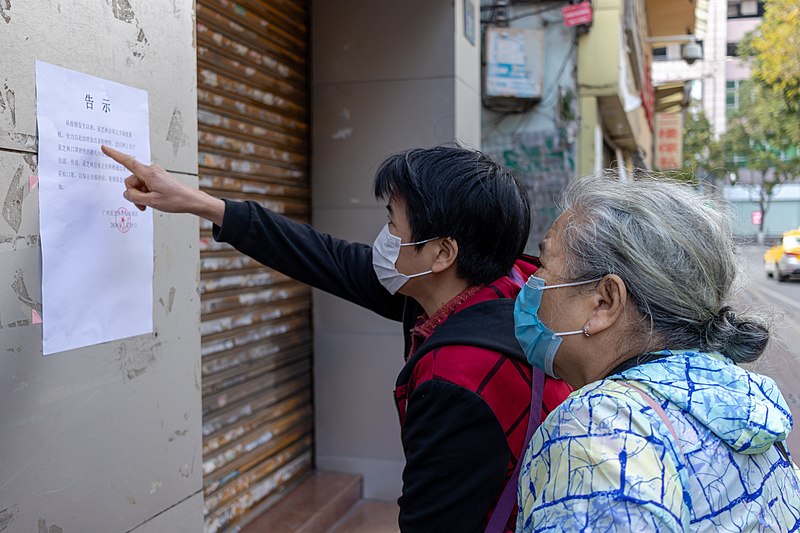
[721,82,800,241]
[677,100,724,185]
[745,0,800,108]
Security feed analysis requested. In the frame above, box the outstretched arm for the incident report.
[101,145,225,224]
[101,145,406,321]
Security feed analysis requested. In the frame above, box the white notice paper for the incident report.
[35,61,153,355]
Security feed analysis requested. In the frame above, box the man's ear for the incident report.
[584,274,628,336]
[431,237,459,273]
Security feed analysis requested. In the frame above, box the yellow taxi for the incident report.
[764,229,800,282]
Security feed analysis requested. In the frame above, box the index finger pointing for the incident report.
[101,145,145,174]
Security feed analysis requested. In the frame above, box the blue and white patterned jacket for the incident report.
[517,350,800,532]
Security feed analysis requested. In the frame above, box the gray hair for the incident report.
[559,171,770,364]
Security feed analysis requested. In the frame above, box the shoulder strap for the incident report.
[620,382,795,471]
[484,368,546,533]
[617,381,686,464]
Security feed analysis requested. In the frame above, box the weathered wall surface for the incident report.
[481,2,579,253]
[0,1,202,531]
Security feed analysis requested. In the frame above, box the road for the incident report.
[737,245,800,456]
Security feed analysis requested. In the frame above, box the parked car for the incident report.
[764,229,800,282]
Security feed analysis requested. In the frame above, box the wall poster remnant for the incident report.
[483,129,575,254]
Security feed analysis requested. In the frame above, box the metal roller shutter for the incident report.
[195,1,311,530]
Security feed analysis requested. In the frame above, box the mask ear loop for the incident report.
[398,236,441,247]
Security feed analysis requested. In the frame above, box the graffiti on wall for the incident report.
[483,128,575,254]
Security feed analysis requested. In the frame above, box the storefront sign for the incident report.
[562,2,593,27]
[655,112,683,170]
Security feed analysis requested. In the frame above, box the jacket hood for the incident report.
[611,350,793,454]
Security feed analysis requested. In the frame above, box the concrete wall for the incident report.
[726,17,761,44]
[479,2,579,251]
[311,0,477,501]
[0,2,202,531]
[577,0,622,97]
[724,17,760,82]
[705,0,729,137]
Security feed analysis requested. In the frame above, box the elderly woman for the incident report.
[513,173,800,532]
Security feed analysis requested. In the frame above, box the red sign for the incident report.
[752,211,763,225]
[562,2,593,27]
[655,113,683,170]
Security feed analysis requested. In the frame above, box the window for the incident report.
[653,47,667,61]
[740,0,758,16]
[726,80,740,111]
[726,42,739,57]
[727,0,765,19]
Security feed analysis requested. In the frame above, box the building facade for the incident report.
[652,0,764,138]
[481,0,698,251]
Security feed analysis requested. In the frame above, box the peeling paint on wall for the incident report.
[0,505,17,532]
[23,153,37,174]
[117,342,156,382]
[130,28,149,61]
[12,268,42,315]
[0,82,16,126]
[0,0,10,24]
[0,234,40,253]
[3,132,37,152]
[166,108,189,156]
[167,286,176,313]
[37,518,62,533]
[168,428,188,442]
[2,165,24,233]
[179,458,193,477]
[110,0,135,23]
[106,0,149,61]
[331,127,353,140]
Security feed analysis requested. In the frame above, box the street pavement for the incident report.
[736,245,800,456]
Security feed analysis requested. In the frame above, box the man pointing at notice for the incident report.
[101,144,571,533]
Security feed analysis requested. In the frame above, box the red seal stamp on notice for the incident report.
[115,207,134,233]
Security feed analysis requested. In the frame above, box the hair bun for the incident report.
[704,306,769,364]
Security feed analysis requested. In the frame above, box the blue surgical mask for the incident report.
[513,274,601,378]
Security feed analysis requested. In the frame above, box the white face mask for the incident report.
[372,223,439,294]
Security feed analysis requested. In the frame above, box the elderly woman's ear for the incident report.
[584,274,628,337]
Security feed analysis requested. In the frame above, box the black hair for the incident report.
[373,146,531,286]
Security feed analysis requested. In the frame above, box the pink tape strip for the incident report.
[29,175,39,191]
[31,309,42,324]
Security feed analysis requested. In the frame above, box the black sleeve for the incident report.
[212,199,405,321]
[399,380,510,533]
